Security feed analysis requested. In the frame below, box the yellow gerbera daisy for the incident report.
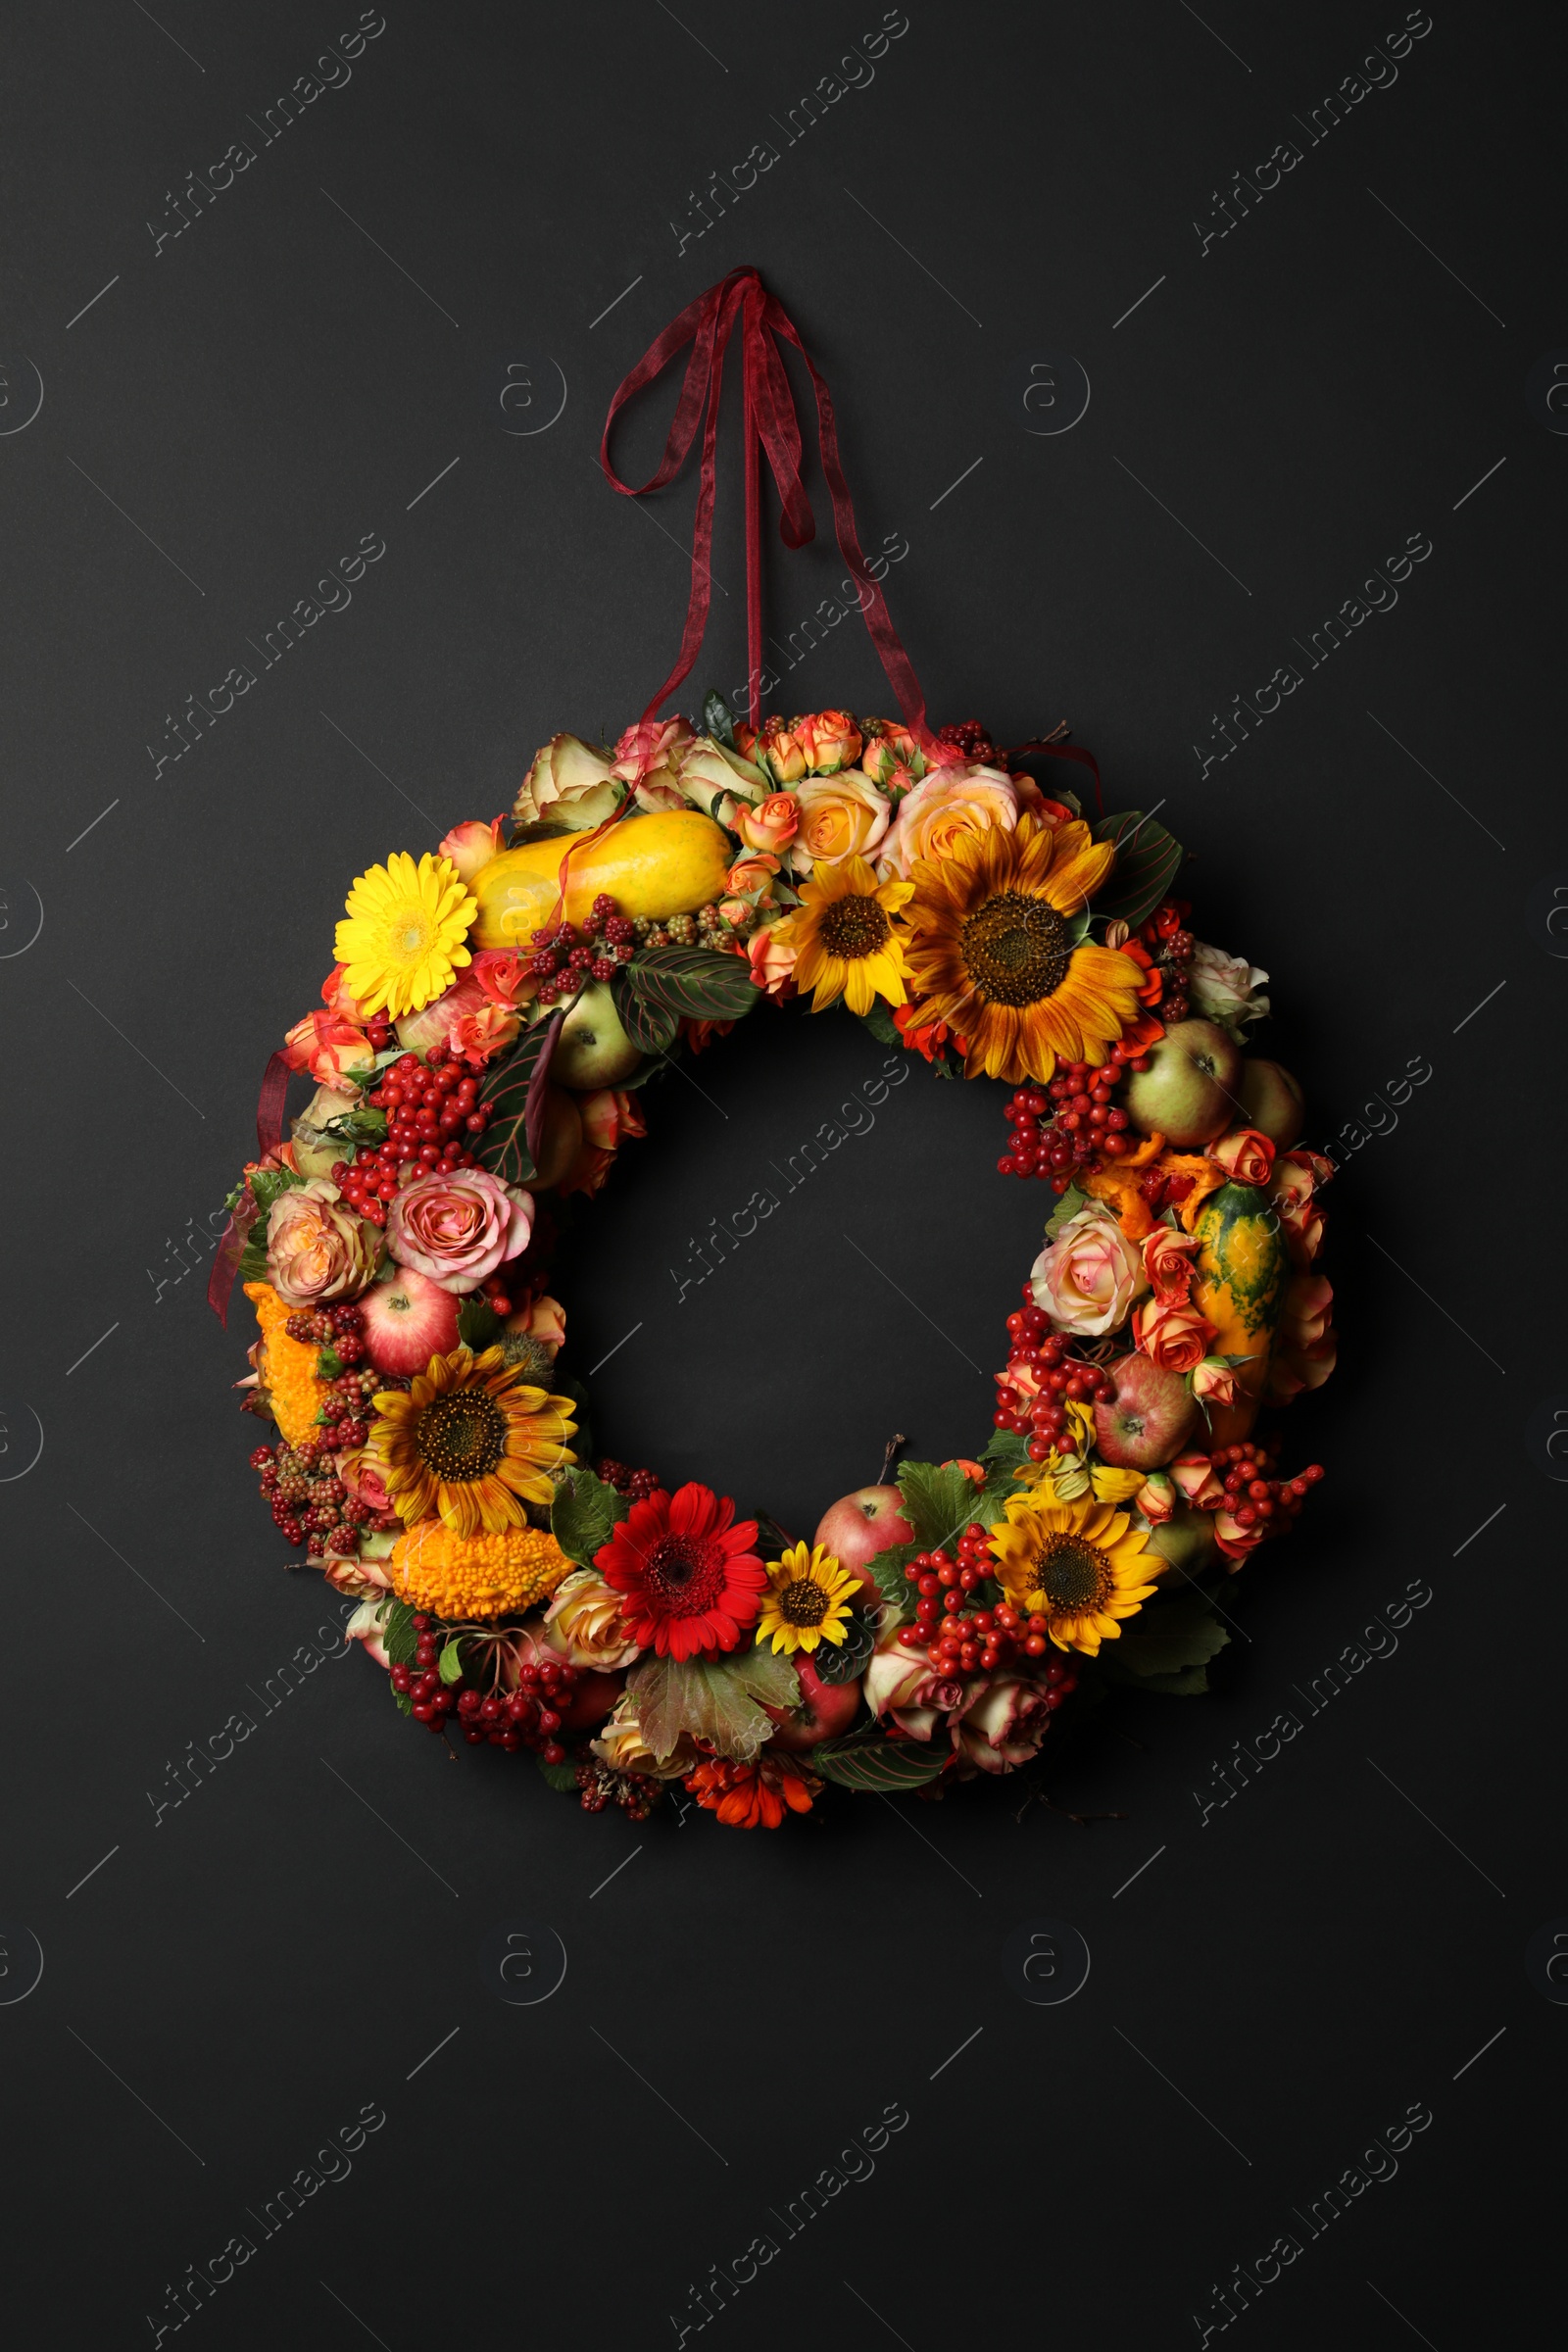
[776,856,912,1015]
[902,815,1143,1084]
[988,1490,1158,1655]
[335,850,477,1018]
[755,1542,860,1654]
[368,1344,576,1539]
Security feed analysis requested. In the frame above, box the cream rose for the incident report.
[590,1693,693,1778]
[877,763,1023,880]
[1031,1203,1149,1338]
[514,734,624,832]
[787,771,891,872]
[543,1569,642,1670]
[266,1178,380,1306]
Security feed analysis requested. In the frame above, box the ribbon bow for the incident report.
[601,264,929,739]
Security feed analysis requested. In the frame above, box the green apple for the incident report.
[1238,1056,1304,1149]
[550,983,643,1089]
[1122,1018,1242,1146]
[1148,1505,1219,1580]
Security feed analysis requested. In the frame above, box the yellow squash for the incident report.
[1188,1181,1290,1447]
[469,811,733,951]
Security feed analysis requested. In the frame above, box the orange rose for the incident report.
[748,919,797,999]
[1208,1128,1276,1185]
[1271,1151,1332,1266]
[754,716,808,784]
[282,1008,373,1087]
[559,1087,648,1200]
[1192,1357,1239,1406]
[725,852,781,898]
[1171,1453,1225,1508]
[1132,1293,1215,1374]
[437,816,506,884]
[794,710,862,773]
[1141,1224,1200,1301]
[736,791,801,854]
[878,764,1024,880]
[788,772,891,870]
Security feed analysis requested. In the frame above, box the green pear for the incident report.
[1149,1505,1219,1580]
[550,982,643,1089]
[1122,1019,1242,1146]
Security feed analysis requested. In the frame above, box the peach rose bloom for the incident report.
[1171,1453,1225,1508]
[1031,1204,1149,1337]
[1266,1273,1336,1403]
[794,710,862,773]
[1271,1151,1332,1266]
[787,771,891,871]
[736,791,801,855]
[543,1568,642,1670]
[437,816,506,884]
[725,851,781,897]
[748,919,797,998]
[267,1179,380,1306]
[1141,1224,1201,1301]
[282,1009,373,1088]
[1208,1128,1276,1186]
[877,764,1023,880]
[1132,1294,1215,1375]
[1191,1357,1239,1406]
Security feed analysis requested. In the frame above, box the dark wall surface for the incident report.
[2,4,1561,2346]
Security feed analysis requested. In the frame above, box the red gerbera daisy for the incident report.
[595,1482,766,1660]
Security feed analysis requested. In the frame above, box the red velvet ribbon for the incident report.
[207,1050,293,1325]
[602,265,930,739]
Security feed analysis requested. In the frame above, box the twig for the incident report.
[878,1433,907,1485]
[1014,1787,1127,1829]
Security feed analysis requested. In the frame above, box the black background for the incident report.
[2,3,1561,2346]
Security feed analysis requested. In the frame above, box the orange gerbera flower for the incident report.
[684,1753,820,1829]
[902,816,1143,1085]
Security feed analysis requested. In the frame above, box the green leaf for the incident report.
[811,1610,876,1685]
[627,1646,799,1764]
[316,1344,344,1380]
[438,1640,466,1686]
[812,1729,949,1791]
[974,1433,1031,1530]
[382,1599,418,1670]
[536,1752,580,1791]
[478,1013,563,1185]
[551,1467,628,1568]
[1090,809,1185,928]
[896,1459,977,1551]
[1109,1592,1230,1679]
[457,1296,503,1350]
[321,1104,388,1146]
[612,968,679,1055]
[703,689,737,751]
[1045,1181,1090,1239]
[249,1166,310,1221]
[236,1233,270,1284]
[620,944,760,1035]
[754,1509,796,1560]
[856,1002,902,1048]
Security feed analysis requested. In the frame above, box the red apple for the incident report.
[557,1668,625,1732]
[813,1485,914,1604]
[762,1655,861,1750]
[1093,1350,1200,1470]
[359,1265,461,1376]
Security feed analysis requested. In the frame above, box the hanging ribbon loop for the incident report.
[601,266,929,739]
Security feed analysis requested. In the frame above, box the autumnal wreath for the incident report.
[212,273,1335,1829]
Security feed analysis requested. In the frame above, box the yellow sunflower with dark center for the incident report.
[988,1491,1159,1655]
[902,816,1143,1083]
[779,856,912,1014]
[755,1542,860,1655]
[368,1344,576,1538]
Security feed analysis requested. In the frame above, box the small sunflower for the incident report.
[777,856,912,1014]
[902,816,1143,1084]
[755,1543,860,1655]
[334,850,477,1018]
[988,1491,1158,1655]
[368,1345,576,1539]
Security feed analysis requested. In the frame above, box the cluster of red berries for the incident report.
[283,1299,368,1360]
[1210,1443,1325,1532]
[575,1756,662,1820]
[936,717,1001,766]
[344,1050,489,1221]
[999,1043,1152,1193]
[597,1457,660,1501]
[250,1439,396,1554]
[452,1649,580,1759]
[1140,901,1194,1025]
[895,1529,1076,1705]
[530,894,635,1003]
[994,1295,1116,1462]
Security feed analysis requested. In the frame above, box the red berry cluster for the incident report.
[597,1457,660,1501]
[894,1528,1076,1708]
[994,1295,1116,1463]
[345,1050,489,1222]
[1140,901,1194,1024]
[936,718,1000,766]
[999,1044,1151,1193]
[575,1756,662,1820]
[1212,1443,1325,1532]
[530,894,634,1003]
[252,1438,394,1554]
[450,1648,579,1757]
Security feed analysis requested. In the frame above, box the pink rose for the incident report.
[266,1178,381,1306]
[338,1449,394,1515]
[1271,1151,1333,1267]
[1132,1294,1215,1375]
[438,816,506,885]
[951,1671,1056,1774]
[1141,1223,1201,1302]
[1031,1203,1149,1338]
[612,715,693,785]
[323,1549,394,1600]
[387,1167,533,1295]
[862,1641,964,1741]
[1171,1453,1225,1508]
[282,1008,373,1087]
[736,791,801,855]
[878,764,1025,881]
[748,919,797,999]
[1208,1127,1276,1186]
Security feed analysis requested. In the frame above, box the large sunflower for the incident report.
[368,1345,576,1538]
[335,850,477,1018]
[988,1489,1159,1655]
[778,856,912,1014]
[902,816,1143,1084]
